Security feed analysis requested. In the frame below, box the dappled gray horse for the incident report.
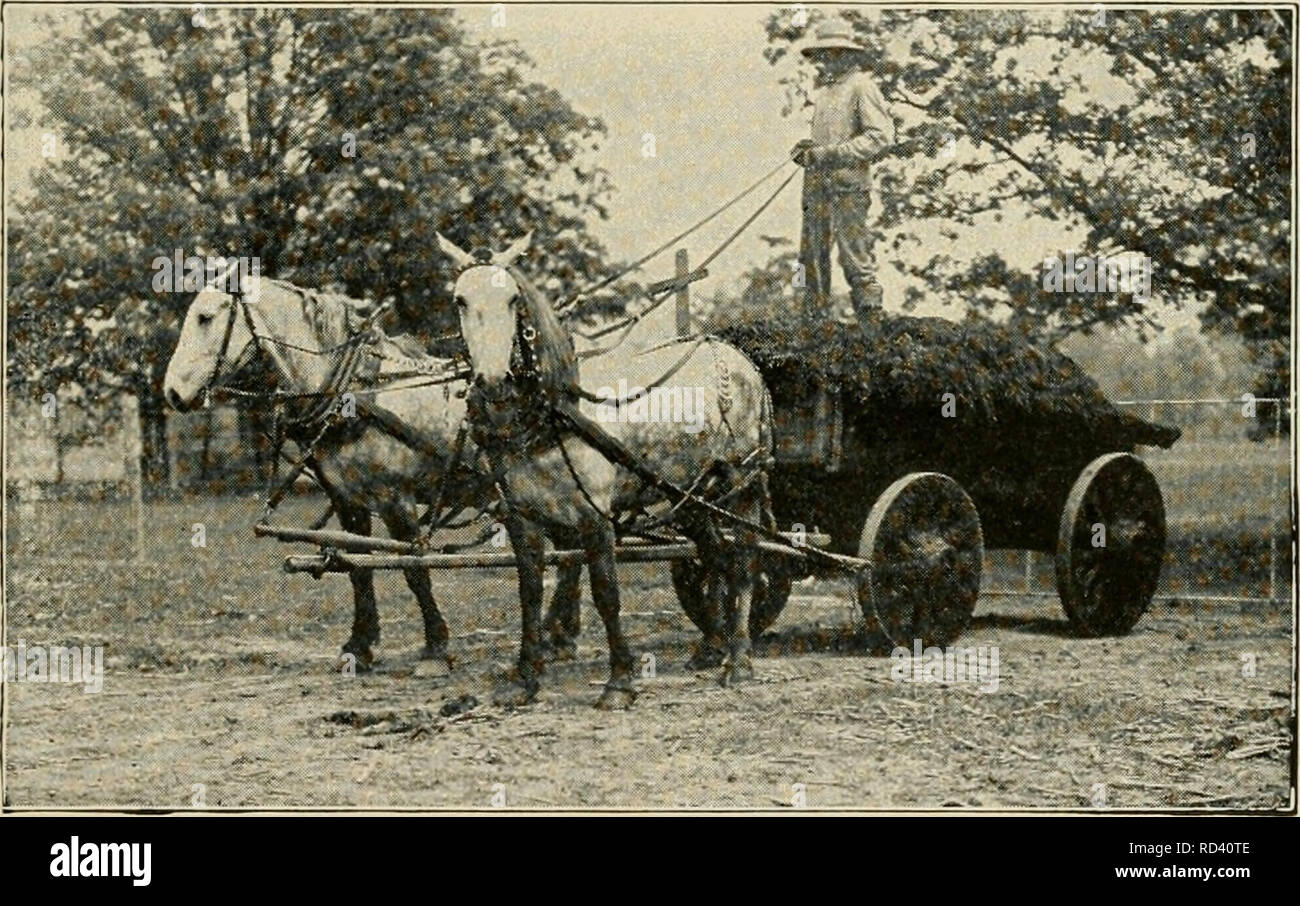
[441,233,775,708]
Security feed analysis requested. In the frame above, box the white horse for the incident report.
[162,277,588,673]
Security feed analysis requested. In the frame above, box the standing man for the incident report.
[792,18,893,324]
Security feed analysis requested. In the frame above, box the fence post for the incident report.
[1269,400,1281,602]
[17,478,38,556]
[675,248,690,337]
[122,394,146,563]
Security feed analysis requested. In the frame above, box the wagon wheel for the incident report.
[671,554,792,640]
[1055,453,1166,637]
[857,473,983,649]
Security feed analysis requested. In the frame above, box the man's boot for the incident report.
[850,281,884,329]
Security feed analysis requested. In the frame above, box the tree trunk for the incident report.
[237,405,275,486]
[153,406,169,491]
[52,411,65,485]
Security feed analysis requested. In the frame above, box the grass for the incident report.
[8,431,1290,607]
[1143,437,1290,532]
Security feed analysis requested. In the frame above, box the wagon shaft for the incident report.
[277,529,833,572]
[255,523,421,554]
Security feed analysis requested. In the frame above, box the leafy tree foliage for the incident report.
[8,7,621,480]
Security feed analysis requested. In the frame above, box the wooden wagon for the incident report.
[676,313,1181,645]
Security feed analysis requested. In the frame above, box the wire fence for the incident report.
[5,396,1295,608]
[981,398,1292,606]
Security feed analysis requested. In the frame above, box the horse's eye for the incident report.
[197,313,214,326]
[454,295,467,309]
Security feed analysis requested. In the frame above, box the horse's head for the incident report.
[438,232,535,387]
[163,283,259,411]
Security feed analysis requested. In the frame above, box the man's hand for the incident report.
[790,139,815,167]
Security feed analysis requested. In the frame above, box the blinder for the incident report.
[454,257,539,387]
[203,286,261,408]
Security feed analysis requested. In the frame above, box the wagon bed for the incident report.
[718,312,1180,637]
[720,313,1179,553]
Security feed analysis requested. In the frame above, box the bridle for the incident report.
[202,288,263,408]
[456,256,568,460]
[199,283,373,434]
[455,255,539,387]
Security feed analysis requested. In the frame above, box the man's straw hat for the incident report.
[801,19,869,56]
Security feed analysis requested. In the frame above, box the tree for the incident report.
[7,7,621,482]
[763,8,1290,433]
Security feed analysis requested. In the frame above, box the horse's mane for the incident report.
[263,277,373,349]
[507,265,577,396]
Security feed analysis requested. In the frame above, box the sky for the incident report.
[5,3,809,293]
[462,3,810,294]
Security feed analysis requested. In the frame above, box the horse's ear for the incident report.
[493,232,533,268]
[437,233,475,269]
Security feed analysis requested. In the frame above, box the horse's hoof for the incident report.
[686,643,725,671]
[413,654,451,680]
[340,642,375,673]
[719,654,755,688]
[493,682,538,709]
[594,685,636,710]
[419,644,452,662]
[543,639,578,663]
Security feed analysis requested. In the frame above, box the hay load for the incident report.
[718,314,1180,551]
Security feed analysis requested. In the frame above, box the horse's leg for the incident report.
[679,513,728,670]
[497,508,546,707]
[720,483,762,687]
[542,528,583,662]
[583,518,636,709]
[337,503,380,671]
[382,507,452,679]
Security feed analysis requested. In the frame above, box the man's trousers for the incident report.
[800,173,880,317]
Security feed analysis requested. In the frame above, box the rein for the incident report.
[569,334,710,408]
[201,284,430,432]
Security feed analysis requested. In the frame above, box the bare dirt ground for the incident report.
[4,497,1293,810]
